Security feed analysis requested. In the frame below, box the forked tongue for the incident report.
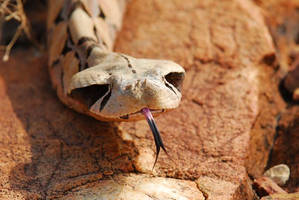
[141,108,167,169]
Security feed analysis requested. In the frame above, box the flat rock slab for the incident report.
[253,176,287,197]
[0,0,282,199]
[60,174,205,200]
[261,192,299,200]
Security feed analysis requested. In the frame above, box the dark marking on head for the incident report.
[108,72,112,75]
[120,54,133,68]
[98,6,106,19]
[165,82,177,95]
[69,84,110,108]
[132,69,136,74]
[100,88,112,111]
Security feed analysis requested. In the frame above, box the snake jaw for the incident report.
[119,108,165,119]
[142,107,167,169]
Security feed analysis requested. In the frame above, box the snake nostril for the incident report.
[164,72,185,92]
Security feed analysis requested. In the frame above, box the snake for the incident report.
[47,0,185,165]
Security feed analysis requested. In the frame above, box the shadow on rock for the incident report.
[0,49,136,198]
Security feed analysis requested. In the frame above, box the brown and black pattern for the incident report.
[48,0,124,92]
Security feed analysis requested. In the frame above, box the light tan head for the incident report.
[67,48,185,121]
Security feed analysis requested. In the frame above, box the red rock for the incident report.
[253,176,287,197]
[284,60,299,101]
[0,0,285,199]
[266,107,299,193]
[117,0,280,199]
[261,192,299,200]
[59,174,205,200]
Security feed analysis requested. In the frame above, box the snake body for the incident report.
[47,0,185,162]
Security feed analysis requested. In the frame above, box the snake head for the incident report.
[67,50,185,121]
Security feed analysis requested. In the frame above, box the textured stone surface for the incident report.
[0,0,285,199]
[261,192,299,200]
[253,176,286,197]
[0,49,135,199]
[284,63,299,101]
[116,0,278,199]
[254,0,299,76]
[267,107,299,193]
[60,174,205,200]
[246,0,298,180]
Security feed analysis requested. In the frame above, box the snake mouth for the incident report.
[119,108,165,120]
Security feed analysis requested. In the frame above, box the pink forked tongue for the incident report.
[141,108,167,169]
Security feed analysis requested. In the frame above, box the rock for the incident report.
[266,107,299,193]
[59,174,205,200]
[261,192,299,200]
[117,0,278,199]
[196,176,253,200]
[255,0,299,78]
[245,0,294,178]
[284,62,299,101]
[255,0,299,102]
[264,164,290,186]
[253,176,287,197]
[245,60,285,177]
[0,0,284,199]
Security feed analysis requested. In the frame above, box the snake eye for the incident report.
[165,72,185,92]
[69,84,110,108]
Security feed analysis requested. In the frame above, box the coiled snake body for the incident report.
[47,0,185,164]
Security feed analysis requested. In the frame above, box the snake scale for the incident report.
[47,0,185,164]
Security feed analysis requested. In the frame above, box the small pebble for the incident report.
[264,164,290,186]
